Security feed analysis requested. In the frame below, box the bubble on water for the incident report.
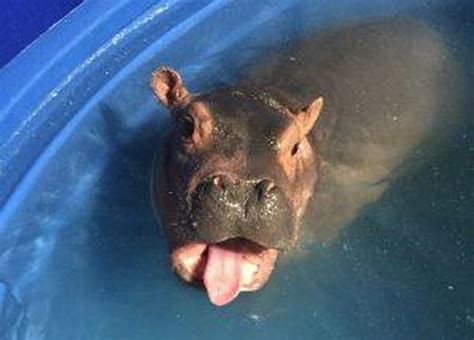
[247,313,261,323]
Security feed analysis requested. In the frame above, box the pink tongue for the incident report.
[203,244,243,306]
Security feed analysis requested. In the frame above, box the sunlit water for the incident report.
[0,1,472,339]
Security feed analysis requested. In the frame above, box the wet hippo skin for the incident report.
[150,18,458,306]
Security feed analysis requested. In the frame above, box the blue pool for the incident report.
[0,1,472,339]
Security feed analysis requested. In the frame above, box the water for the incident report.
[0,1,472,339]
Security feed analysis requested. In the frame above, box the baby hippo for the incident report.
[150,18,448,306]
[151,66,323,306]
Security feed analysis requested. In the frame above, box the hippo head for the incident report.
[150,66,323,306]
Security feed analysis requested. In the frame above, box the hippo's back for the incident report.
[242,18,462,239]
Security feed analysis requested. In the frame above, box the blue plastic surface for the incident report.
[0,0,83,67]
[0,1,472,339]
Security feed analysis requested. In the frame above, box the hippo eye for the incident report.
[291,142,300,157]
[178,114,195,141]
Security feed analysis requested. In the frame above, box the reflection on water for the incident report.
[0,2,473,339]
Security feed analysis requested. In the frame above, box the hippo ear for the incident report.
[294,97,324,135]
[151,66,191,108]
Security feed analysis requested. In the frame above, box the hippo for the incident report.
[150,19,457,306]
[150,66,322,306]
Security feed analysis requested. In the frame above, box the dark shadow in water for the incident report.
[85,102,169,281]
[38,103,180,339]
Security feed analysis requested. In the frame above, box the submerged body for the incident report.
[151,19,453,306]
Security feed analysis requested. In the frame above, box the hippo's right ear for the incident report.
[294,96,324,135]
[151,66,191,108]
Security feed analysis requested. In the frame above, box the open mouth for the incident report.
[170,238,279,306]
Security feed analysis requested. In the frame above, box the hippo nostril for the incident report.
[212,176,227,190]
[255,179,275,201]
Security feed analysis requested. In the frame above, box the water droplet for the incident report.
[248,313,261,322]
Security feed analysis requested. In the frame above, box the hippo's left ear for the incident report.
[294,97,324,135]
[151,66,191,108]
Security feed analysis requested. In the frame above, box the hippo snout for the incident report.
[189,175,294,249]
